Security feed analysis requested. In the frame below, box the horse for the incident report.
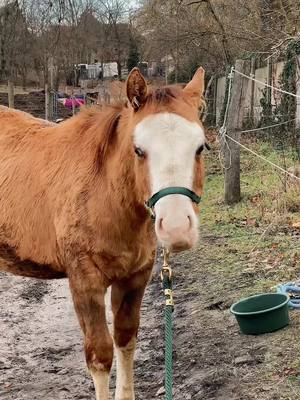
[0,67,206,400]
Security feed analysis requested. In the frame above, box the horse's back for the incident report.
[0,106,54,138]
[0,106,55,168]
[0,106,60,275]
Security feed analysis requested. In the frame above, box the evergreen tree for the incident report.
[127,36,140,72]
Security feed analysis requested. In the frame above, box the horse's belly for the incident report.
[0,242,66,279]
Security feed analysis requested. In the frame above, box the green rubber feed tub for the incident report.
[230,293,289,335]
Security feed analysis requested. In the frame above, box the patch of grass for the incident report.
[199,141,299,298]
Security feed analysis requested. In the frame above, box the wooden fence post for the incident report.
[8,80,14,108]
[44,57,55,121]
[45,83,49,120]
[224,59,251,204]
[250,57,256,123]
[213,77,218,125]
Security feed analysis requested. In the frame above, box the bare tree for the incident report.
[94,0,132,79]
[135,0,300,78]
[0,1,28,82]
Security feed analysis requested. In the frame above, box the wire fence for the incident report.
[0,86,102,122]
[224,133,300,181]
[217,66,300,181]
[233,68,300,99]
[205,62,300,161]
[0,76,299,183]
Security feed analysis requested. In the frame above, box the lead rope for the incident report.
[161,248,174,400]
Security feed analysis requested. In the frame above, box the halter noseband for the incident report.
[145,187,201,212]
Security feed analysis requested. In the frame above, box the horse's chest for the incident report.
[92,244,155,281]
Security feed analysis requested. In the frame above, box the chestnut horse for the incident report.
[0,67,206,400]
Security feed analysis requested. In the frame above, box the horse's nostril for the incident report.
[158,215,193,234]
[158,218,163,231]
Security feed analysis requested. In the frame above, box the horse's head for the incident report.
[126,67,206,252]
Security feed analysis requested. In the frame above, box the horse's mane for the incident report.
[93,104,123,170]
[144,85,206,113]
[70,103,124,171]
[145,86,181,105]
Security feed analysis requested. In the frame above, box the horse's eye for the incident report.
[196,145,204,156]
[134,146,145,158]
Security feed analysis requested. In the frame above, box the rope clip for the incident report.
[161,248,172,281]
[163,248,170,266]
[161,266,172,281]
[164,288,174,307]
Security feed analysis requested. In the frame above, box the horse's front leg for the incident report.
[68,259,113,400]
[111,267,153,400]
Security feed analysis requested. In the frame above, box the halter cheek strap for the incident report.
[145,187,201,210]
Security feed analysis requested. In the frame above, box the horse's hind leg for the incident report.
[111,266,152,400]
[68,259,113,400]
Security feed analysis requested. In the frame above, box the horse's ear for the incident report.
[126,68,147,111]
[183,67,205,107]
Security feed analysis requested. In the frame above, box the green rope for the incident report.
[162,268,174,400]
[165,303,173,399]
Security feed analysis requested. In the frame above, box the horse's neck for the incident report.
[54,110,149,225]
[97,122,148,224]
[109,133,138,204]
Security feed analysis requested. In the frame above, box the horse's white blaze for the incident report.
[134,113,205,193]
[134,112,205,250]
[115,337,136,400]
[90,368,110,400]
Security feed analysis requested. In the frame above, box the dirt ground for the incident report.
[0,230,299,400]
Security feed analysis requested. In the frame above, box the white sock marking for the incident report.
[91,367,110,400]
[115,337,136,400]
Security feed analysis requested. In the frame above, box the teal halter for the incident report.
[145,187,201,210]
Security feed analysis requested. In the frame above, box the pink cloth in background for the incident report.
[63,98,85,110]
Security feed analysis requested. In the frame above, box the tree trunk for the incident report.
[21,68,27,91]
[8,80,14,108]
[117,60,122,80]
[206,0,233,64]
[45,83,49,120]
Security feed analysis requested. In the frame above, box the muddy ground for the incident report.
[1,227,299,400]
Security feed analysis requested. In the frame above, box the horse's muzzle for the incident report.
[154,195,199,252]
